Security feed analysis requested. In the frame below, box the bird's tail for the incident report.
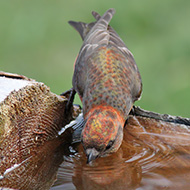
[68,8,115,45]
[68,21,96,41]
[91,10,131,55]
[83,8,115,46]
[69,9,134,62]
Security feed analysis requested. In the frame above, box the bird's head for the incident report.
[81,106,124,163]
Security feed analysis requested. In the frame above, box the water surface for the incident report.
[51,115,190,190]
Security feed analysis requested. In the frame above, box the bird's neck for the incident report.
[84,105,125,126]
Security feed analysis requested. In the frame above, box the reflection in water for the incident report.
[1,114,190,189]
[51,115,190,190]
[52,143,142,190]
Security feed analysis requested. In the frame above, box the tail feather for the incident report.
[90,9,133,58]
[70,8,133,63]
[91,10,127,49]
[91,11,101,20]
[68,21,96,40]
[84,8,115,46]
[68,21,86,40]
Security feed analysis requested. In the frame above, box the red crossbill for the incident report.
[69,8,142,163]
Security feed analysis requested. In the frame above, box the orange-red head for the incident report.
[81,106,125,163]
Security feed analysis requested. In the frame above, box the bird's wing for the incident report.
[72,9,116,97]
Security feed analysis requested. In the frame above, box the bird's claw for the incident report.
[61,88,76,116]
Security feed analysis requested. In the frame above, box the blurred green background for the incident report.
[0,0,190,117]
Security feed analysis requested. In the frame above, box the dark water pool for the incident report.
[51,116,190,190]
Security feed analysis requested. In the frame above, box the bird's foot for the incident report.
[60,88,76,116]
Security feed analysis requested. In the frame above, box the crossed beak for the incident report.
[86,148,99,164]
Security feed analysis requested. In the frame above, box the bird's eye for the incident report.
[106,140,114,150]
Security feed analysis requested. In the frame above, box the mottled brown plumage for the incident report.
[69,8,142,163]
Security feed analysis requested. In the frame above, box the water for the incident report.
[51,116,190,190]
[1,115,190,189]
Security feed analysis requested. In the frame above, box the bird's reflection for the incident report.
[53,115,190,190]
[72,143,142,190]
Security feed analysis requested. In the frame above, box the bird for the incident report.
[68,8,142,163]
